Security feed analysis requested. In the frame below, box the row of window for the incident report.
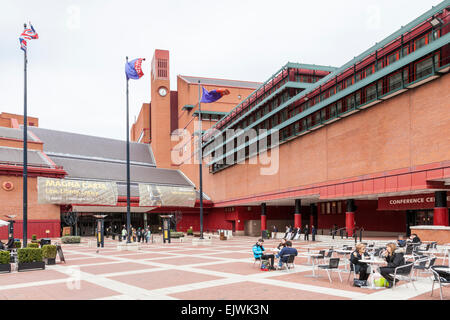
[209,52,442,173]
[205,25,444,162]
[211,29,440,144]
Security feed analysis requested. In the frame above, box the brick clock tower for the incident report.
[150,49,172,168]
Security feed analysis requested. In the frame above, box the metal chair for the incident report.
[323,249,334,263]
[318,258,343,283]
[280,254,296,272]
[430,265,450,300]
[390,261,416,290]
[347,262,359,283]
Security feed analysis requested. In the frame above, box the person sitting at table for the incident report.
[252,239,275,270]
[379,243,406,288]
[397,235,407,248]
[289,228,297,240]
[407,234,421,244]
[276,241,298,269]
[277,238,287,251]
[350,243,370,281]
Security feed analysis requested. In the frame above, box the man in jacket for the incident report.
[276,241,298,269]
[252,239,275,270]
[304,225,309,241]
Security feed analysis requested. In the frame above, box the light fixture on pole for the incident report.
[429,16,443,27]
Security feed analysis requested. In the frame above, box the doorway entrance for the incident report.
[406,209,434,236]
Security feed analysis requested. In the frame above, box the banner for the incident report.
[37,177,118,205]
[139,184,196,208]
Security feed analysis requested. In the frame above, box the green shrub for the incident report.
[61,236,81,244]
[170,232,185,238]
[0,251,10,264]
[14,241,21,248]
[18,248,43,263]
[31,234,37,241]
[42,245,57,259]
[27,243,39,248]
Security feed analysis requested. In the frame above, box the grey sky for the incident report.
[0,0,442,141]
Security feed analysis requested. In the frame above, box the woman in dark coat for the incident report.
[350,243,370,280]
[379,243,406,288]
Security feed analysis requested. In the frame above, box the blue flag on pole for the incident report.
[200,87,230,103]
[125,58,145,80]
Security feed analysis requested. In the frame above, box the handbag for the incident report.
[353,279,368,287]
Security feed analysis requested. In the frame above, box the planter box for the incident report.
[0,264,11,273]
[18,261,45,272]
[45,258,56,265]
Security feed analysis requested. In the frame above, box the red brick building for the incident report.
[1,3,449,239]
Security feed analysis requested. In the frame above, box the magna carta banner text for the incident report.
[37,177,118,205]
[139,184,196,208]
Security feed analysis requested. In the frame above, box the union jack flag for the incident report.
[19,23,39,52]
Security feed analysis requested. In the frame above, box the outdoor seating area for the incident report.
[0,234,447,300]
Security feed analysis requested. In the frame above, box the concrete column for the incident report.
[261,203,267,232]
[294,199,302,229]
[434,191,449,226]
[346,199,356,237]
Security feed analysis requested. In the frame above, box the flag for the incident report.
[200,87,230,103]
[19,23,38,52]
[125,58,145,80]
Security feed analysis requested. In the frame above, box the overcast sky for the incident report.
[0,0,442,141]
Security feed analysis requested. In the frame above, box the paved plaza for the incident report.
[0,236,448,300]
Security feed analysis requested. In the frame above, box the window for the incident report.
[336,101,342,114]
[388,72,402,92]
[414,34,430,51]
[366,84,377,101]
[387,51,399,65]
[415,57,433,79]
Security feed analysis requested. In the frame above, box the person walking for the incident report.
[137,228,142,242]
[304,224,309,241]
[121,226,127,242]
[311,225,317,242]
[145,227,151,243]
[132,228,137,242]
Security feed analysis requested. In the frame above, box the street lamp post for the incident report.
[93,215,108,248]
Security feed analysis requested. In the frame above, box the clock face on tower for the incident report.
[158,87,168,97]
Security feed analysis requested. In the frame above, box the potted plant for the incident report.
[61,236,81,244]
[31,234,39,244]
[42,245,57,265]
[0,251,11,273]
[14,241,21,249]
[27,243,39,248]
[17,248,45,271]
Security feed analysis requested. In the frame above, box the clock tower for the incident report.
[150,49,172,168]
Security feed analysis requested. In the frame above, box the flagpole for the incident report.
[126,56,131,244]
[23,23,28,248]
[198,81,204,240]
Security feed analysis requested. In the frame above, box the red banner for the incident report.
[378,192,450,211]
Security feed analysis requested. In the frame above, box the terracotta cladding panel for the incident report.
[373,177,385,193]
[397,174,412,191]
[362,179,374,194]
[426,168,443,180]
[411,171,427,188]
